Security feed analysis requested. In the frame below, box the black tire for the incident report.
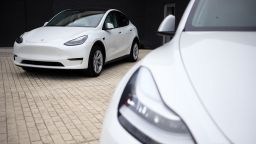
[129,41,139,62]
[87,45,104,77]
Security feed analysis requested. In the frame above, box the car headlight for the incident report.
[15,34,24,44]
[118,67,196,144]
[64,35,88,46]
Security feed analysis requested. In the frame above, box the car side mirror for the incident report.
[43,22,48,26]
[104,23,114,30]
[157,15,175,35]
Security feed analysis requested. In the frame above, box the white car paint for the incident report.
[101,0,256,143]
[180,32,256,144]
[13,9,139,76]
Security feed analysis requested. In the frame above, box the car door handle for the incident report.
[118,31,122,34]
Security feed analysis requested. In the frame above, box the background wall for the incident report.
[0,0,189,48]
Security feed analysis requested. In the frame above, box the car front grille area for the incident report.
[21,60,64,67]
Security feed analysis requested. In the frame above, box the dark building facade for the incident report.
[0,0,189,48]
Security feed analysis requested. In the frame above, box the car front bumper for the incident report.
[13,42,93,69]
[100,64,142,144]
[101,117,141,144]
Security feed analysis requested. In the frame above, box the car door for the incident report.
[103,12,122,61]
[114,11,134,57]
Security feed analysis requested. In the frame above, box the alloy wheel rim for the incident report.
[93,50,103,74]
[133,43,139,60]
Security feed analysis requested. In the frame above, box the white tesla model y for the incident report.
[101,0,256,143]
[13,9,139,76]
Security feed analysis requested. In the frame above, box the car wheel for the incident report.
[129,41,139,62]
[88,45,104,77]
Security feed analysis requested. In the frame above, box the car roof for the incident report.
[64,9,106,13]
[62,9,122,14]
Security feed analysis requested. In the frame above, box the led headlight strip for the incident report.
[118,67,195,144]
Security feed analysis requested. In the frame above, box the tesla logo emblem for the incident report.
[41,39,44,42]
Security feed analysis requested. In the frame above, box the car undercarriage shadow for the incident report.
[17,58,133,79]
[19,68,88,79]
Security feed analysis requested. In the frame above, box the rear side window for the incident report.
[115,12,129,27]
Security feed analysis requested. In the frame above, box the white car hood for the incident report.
[24,26,92,43]
[180,32,256,144]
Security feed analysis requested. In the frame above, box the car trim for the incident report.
[21,60,64,67]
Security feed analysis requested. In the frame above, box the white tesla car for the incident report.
[13,9,139,76]
[101,0,256,143]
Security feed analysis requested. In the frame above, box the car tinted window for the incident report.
[47,10,105,27]
[186,0,256,31]
[115,12,129,27]
[104,12,118,28]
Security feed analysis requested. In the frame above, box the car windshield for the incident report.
[46,10,105,27]
[185,0,256,31]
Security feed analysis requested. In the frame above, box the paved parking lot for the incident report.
[0,48,150,144]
